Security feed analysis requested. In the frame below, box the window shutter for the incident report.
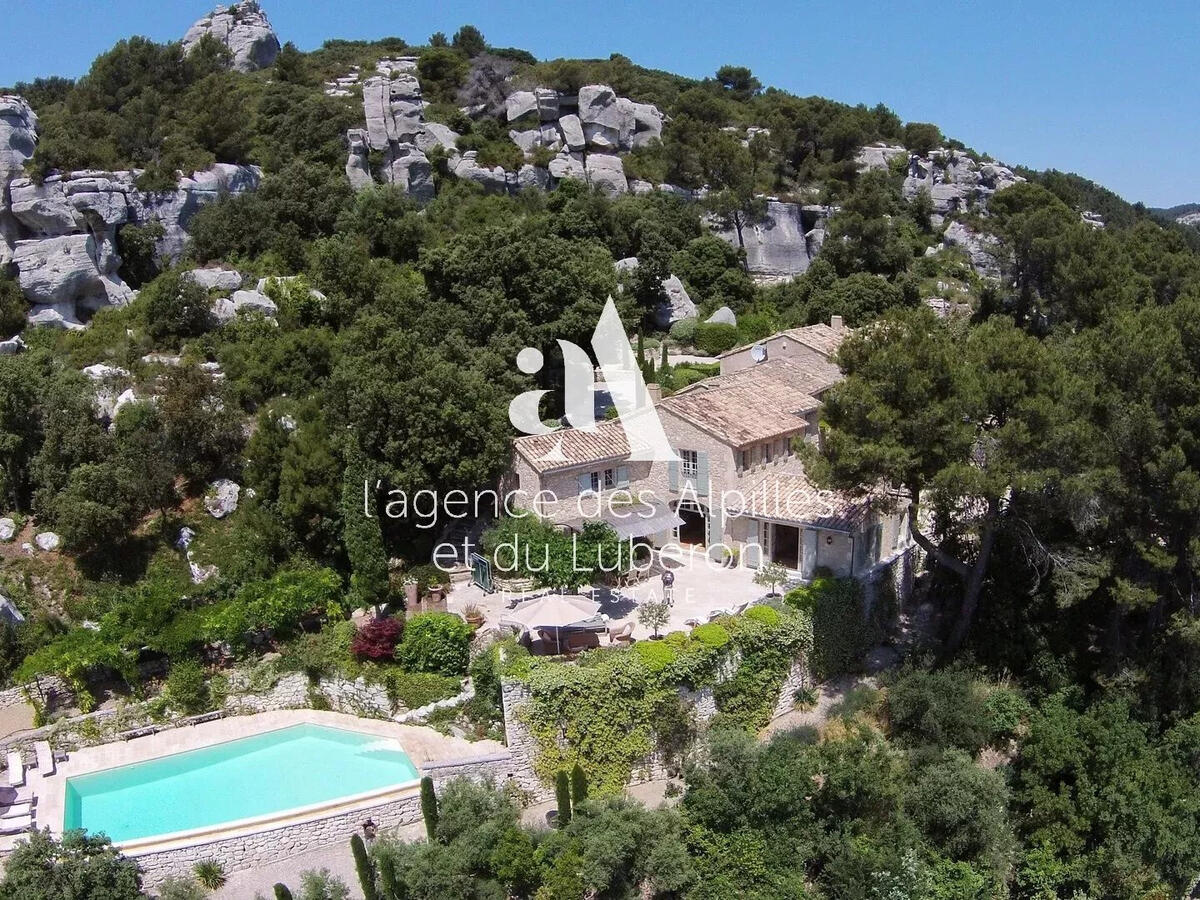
[744,518,762,568]
[616,465,629,488]
[668,459,679,492]
[578,472,592,495]
[696,450,709,496]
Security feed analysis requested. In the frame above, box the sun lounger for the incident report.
[0,802,31,819]
[6,752,23,788]
[33,741,54,776]
[607,622,634,645]
[0,814,31,835]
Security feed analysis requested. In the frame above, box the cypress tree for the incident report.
[660,341,669,372]
[379,854,404,900]
[555,769,572,827]
[570,762,588,804]
[273,885,293,900]
[420,775,439,841]
[350,833,379,900]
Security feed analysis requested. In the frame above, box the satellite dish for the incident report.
[750,344,768,363]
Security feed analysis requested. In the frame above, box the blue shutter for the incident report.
[578,472,592,495]
[706,502,724,557]
[695,450,709,496]
[616,465,629,488]
[744,518,762,568]
[668,460,679,492]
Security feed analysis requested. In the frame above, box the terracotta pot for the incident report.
[404,582,419,606]
[427,585,446,603]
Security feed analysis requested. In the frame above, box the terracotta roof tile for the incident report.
[513,419,630,474]
[735,470,872,532]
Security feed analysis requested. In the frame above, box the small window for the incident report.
[589,472,601,493]
[603,468,617,489]
[762,441,772,463]
[740,449,750,470]
[680,449,699,477]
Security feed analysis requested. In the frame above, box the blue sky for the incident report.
[4,0,1198,208]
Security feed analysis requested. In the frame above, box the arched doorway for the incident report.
[674,499,707,546]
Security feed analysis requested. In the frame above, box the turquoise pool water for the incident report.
[64,723,419,843]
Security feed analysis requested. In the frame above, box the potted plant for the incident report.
[463,604,485,629]
[403,575,419,607]
[638,600,670,640]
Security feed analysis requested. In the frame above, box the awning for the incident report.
[603,501,685,540]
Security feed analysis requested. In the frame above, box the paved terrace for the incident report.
[448,546,769,647]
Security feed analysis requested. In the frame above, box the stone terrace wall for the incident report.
[135,792,423,887]
[0,676,72,711]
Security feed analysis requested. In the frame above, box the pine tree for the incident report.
[555,770,572,827]
[350,833,379,900]
[570,763,588,804]
[420,776,439,841]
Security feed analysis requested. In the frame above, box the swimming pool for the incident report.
[64,723,420,843]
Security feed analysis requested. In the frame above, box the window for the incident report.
[603,468,617,489]
[589,472,601,493]
[762,441,773,463]
[680,449,699,477]
[739,449,751,470]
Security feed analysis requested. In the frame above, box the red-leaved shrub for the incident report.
[351,617,405,661]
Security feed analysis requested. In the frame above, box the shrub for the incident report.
[804,577,868,679]
[193,859,226,889]
[555,770,572,827]
[885,666,997,754]
[165,659,211,714]
[744,604,781,626]
[274,885,294,900]
[394,612,472,675]
[669,317,698,345]
[351,617,404,661]
[298,868,350,900]
[570,762,588,803]
[407,563,450,593]
[384,671,462,709]
[158,875,207,900]
[420,776,438,841]
[693,322,740,355]
[632,639,677,673]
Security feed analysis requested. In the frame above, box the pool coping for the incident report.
[38,709,494,857]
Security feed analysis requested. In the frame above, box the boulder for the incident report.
[629,102,664,148]
[517,164,550,192]
[452,151,510,194]
[141,353,182,367]
[655,275,696,328]
[205,479,241,519]
[557,114,586,152]
[505,90,537,122]
[82,363,130,380]
[27,305,83,331]
[362,75,424,151]
[181,3,281,73]
[614,256,639,273]
[12,233,132,314]
[547,151,585,182]
[0,96,37,182]
[415,122,459,155]
[110,388,140,420]
[535,88,560,120]
[854,143,907,172]
[706,306,737,326]
[183,267,242,292]
[34,531,61,552]
[384,143,434,201]
[0,518,14,542]
[231,288,278,315]
[577,85,633,150]
[345,128,373,190]
[584,153,628,196]
[0,336,24,356]
[211,297,237,324]
[509,129,540,155]
[9,178,84,234]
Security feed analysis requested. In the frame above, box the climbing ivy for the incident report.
[509,606,812,794]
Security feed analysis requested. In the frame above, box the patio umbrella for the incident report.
[500,593,602,653]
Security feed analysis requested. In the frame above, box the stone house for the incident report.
[504,320,911,581]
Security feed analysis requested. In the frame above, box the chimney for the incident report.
[830,315,844,330]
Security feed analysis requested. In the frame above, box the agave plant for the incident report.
[194,859,227,890]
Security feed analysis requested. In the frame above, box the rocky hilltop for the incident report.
[0,3,1075,334]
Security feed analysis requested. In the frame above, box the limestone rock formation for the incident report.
[385,144,435,201]
[0,336,25,356]
[902,150,1023,218]
[205,479,241,519]
[184,266,242,291]
[345,129,373,191]
[231,288,277,315]
[0,519,14,542]
[363,74,425,149]
[941,220,1004,279]
[711,201,828,283]
[584,153,628,196]
[34,531,61,552]
[656,275,696,328]
[12,233,132,323]
[182,3,281,73]
[854,143,907,172]
[706,306,737,326]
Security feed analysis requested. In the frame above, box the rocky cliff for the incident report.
[181,2,280,73]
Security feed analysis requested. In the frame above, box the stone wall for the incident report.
[771,657,812,719]
[0,675,71,711]
[135,792,423,887]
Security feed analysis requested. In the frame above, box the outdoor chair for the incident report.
[608,621,634,645]
[6,752,23,789]
[565,631,601,655]
[33,741,54,776]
